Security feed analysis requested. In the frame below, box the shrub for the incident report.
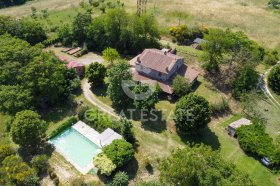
[77,105,90,120]
[84,108,121,133]
[111,171,129,186]
[172,75,192,97]
[103,139,134,167]
[49,116,78,138]
[102,48,120,65]
[264,50,279,65]
[268,65,280,94]
[210,97,230,115]
[268,0,280,9]
[93,153,116,176]
[31,154,49,174]
[0,144,16,162]
[120,117,135,143]
[169,25,208,44]
[232,66,259,98]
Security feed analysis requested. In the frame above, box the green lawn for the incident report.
[210,115,280,186]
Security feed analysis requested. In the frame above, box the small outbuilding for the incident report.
[227,118,252,137]
[191,38,207,50]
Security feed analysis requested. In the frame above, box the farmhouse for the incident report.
[227,118,252,137]
[129,48,199,94]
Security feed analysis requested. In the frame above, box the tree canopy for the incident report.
[159,144,255,186]
[11,110,47,151]
[86,62,106,87]
[102,48,120,65]
[0,16,46,45]
[107,60,132,108]
[268,65,280,94]
[59,8,160,54]
[172,75,192,97]
[232,65,259,98]
[93,153,116,176]
[0,34,79,115]
[236,123,280,165]
[1,155,38,186]
[133,83,159,111]
[174,93,211,134]
[103,139,134,167]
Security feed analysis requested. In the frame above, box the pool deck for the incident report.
[72,121,122,148]
[72,121,102,147]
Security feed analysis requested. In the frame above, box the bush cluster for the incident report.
[49,116,78,138]
[236,124,280,165]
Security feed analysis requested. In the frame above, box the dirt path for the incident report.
[258,62,280,110]
[81,79,119,119]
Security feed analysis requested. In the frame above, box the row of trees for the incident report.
[58,8,160,54]
[0,34,80,115]
[0,16,47,45]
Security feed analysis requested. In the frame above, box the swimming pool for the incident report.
[49,127,102,174]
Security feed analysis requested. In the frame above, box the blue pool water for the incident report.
[50,128,101,170]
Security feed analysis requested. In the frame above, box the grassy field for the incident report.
[212,115,280,186]
[1,0,280,49]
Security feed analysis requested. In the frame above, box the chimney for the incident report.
[137,56,141,63]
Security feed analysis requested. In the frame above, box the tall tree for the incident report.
[133,83,159,111]
[268,65,280,94]
[11,110,47,152]
[72,12,92,44]
[174,93,211,134]
[107,60,132,108]
[86,62,106,87]
[102,48,120,65]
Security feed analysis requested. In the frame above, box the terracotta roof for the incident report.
[66,61,84,68]
[137,49,184,74]
[177,64,199,83]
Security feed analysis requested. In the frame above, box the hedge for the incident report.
[49,116,78,138]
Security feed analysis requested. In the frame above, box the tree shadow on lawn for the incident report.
[90,83,108,97]
[39,99,78,124]
[18,142,55,163]
[178,126,221,150]
[118,105,167,133]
